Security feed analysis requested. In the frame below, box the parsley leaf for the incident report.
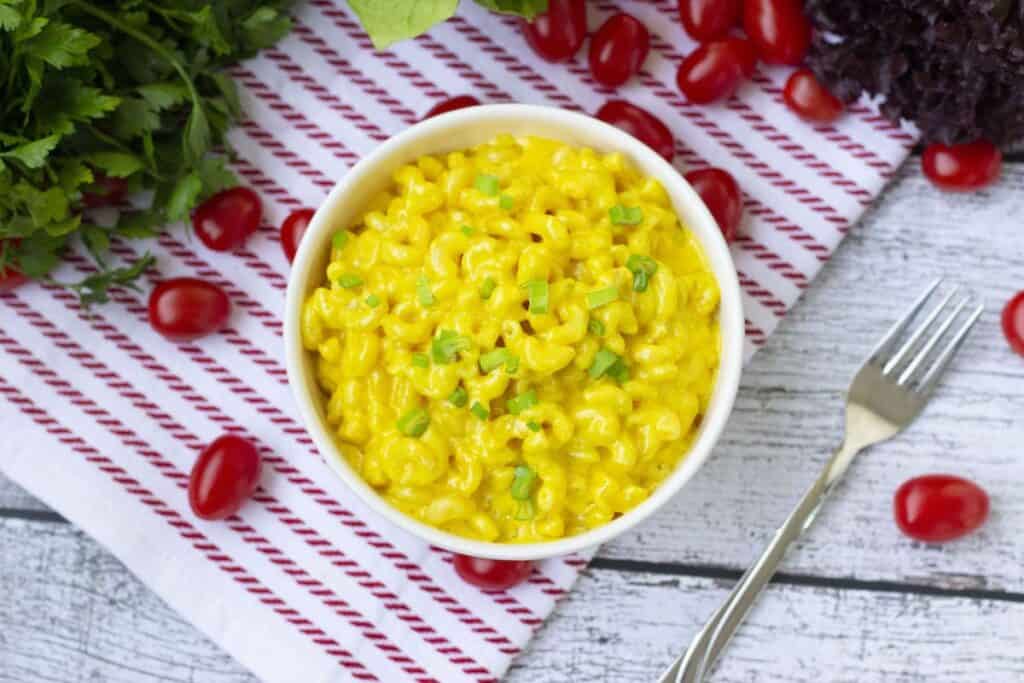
[69,253,155,308]
[1,134,60,168]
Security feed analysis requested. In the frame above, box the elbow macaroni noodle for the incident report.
[302,135,721,543]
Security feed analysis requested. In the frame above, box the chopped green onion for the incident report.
[475,174,500,196]
[417,275,434,306]
[461,225,475,237]
[479,276,497,300]
[606,359,630,384]
[523,279,549,314]
[609,205,643,225]
[587,286,618,310]
[526,421,542,432]
[506,390,538,415]
[396,407,430,437]
[589,348,622,379]
[337,274,363,288]
[432,329,471,364]
[412,352,430,368]
[365,294,381,308]
[470,401,489,420]
[479,348,518,373]
[332,231,350,249]
[626,254,659,293]
[499,194,514,210]
[588,318,605,336]
[510,464,537,500]
[514,499,536,520]
[448,386,469,408]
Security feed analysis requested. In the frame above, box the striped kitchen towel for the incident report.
[0,1,914,681]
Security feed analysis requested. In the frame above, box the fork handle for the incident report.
[657,439,864,683]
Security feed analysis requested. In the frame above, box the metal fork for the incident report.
[657,279,984,683]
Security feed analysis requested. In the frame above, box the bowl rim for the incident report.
[284,103,744,560]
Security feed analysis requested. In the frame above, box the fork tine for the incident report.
[897,296,970,385]
[914,304,985,396]
[869,278,943,363]
[882,285,960,375]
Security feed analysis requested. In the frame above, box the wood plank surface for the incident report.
[2,518,1023,683]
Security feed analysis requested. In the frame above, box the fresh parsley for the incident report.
[0,1,294,302]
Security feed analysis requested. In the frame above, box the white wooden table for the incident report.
[3,154,1023,683]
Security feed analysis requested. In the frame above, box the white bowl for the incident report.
[285,104,743,561]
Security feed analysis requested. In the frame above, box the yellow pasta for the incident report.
[302,135,720,543]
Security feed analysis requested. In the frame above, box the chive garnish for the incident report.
[470,401,489,420]
[365,294,381,307]
[412,352,430,368]
[523,279,549,314]
[499,194,514,210]
[461,225,475,237]
[417,275,434,306]
[432,329,470,364]
[514,499,536,520]
[606,360,630,384]
[506,390,538,415]
[475,174,500,196]
[337,274,363,288]
[526,421,542,432]
[396,407,430,437]
[589,348,630,383]
[479,276,497,300]
[587,286,618,310]
[609,205,643,225]
[588,318,605,336]
[626,254,658,293]
[479,348,518,373]
[510,464,537,501]
[332,231,350,249]
[448,386,469,408]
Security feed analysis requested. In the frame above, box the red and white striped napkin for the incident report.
[0,2,914,681]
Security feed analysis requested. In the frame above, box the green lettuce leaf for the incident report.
[473,0,547,19]
[347,0,459,49]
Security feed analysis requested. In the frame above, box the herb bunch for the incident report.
[806,0,1024,147]
[0,0,293,304]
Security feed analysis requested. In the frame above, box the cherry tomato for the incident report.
[280,208,315,264]
[0,265,27,292]
[894,475,989,543]
[1002,291,1024,357]
[521,0,587,63]
[678,0,742,41]
[423,95,481,120]
[743,0,812,66]
[783,69,844,123]
[921,141,1002,192]
[82,174,129,209]
[453,555,534,591]
[148,278,231,342]
[676,38,757,105]
[596,101,675,162]
[685,168,744,242]
[188,435,262,521]
[192,187,263,252]
[588,13,650,87]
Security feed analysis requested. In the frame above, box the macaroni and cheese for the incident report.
[301,135,720,543]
